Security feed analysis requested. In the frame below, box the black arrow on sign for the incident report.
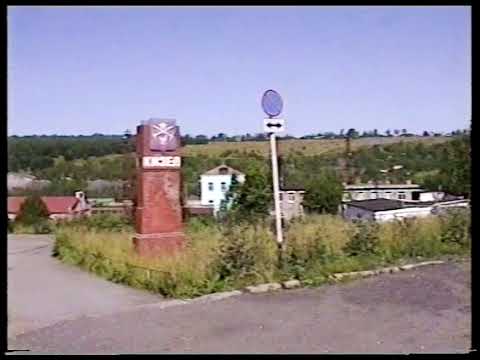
[266,122,282,128]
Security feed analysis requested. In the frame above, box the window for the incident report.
[208,200,214,204]
[219,167,229,175]
[398,193,406,200]
[221,182,227,192]
[288,193,295,203]
[279,193,283,201]
[208,182,214,191]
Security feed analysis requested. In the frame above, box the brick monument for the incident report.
[133,119,185,256]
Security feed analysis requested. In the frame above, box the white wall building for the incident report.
[343,182,423,202]
[343,197,469,223]
[343,199,433,222]
[200,165,245,215]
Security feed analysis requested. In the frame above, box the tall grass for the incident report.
[53,210,470,298]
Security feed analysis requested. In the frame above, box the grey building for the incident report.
[278,189,305,221]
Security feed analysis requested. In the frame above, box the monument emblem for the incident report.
[147,119,180,152]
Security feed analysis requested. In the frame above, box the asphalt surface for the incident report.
[7,235,471,354]
[7,235,165,340]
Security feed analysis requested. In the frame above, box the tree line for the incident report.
[9,127,469,173]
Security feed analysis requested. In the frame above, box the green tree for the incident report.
[302,170,343,214]
[15,194,50,226]
[420,136,470,197]
[229,164,272,222]
[442,136,471,197]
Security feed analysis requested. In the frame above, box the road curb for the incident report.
[244,283,282,293]
[328,260,445,281]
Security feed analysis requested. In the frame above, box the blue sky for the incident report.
[8,6,471,137]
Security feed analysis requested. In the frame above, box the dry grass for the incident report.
[181,137,452,158]
[286,214,354,257]
[53,211,469,298]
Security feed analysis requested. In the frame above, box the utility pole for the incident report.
[270,133,283,246]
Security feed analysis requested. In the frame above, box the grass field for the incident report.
[180,136,452,157]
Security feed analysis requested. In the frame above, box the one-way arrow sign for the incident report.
[263,118,285,133]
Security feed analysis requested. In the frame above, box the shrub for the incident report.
[217,221,278,285]
[59,214,133,232]
[15,194,49,226]
[283,215,352,278]
[343,221,380,257]
[440,209,471,247]
[33,220,53,234]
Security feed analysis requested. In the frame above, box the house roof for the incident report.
[346,199,406,212]
[8,196,80,214]
[201,165,244,176]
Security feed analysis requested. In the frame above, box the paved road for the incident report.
[8,239,471,354]
[7,235,165,340]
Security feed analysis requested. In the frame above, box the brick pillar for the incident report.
[133,120,185,256]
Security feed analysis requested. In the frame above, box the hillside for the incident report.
[181,136,452,158]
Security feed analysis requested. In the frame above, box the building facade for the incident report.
[200,165,245,214]
[343,199,433,222]
[343,197,469,223]
[278,189,305,221]
[343,182,423,202]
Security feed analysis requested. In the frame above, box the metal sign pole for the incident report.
[270,132,283,246]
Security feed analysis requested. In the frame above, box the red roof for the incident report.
[8,196,80,215]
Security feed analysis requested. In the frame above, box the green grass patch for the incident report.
[52,210,470,298]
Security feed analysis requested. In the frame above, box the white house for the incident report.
[200,165,245,214]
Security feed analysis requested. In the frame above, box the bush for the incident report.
[284,215,352,278]
[58,214,133,232]
[34,220,53,234]
[216,222,278,285]
[343,221,380,257]
[15,194,49,226]
[440,209,471,247]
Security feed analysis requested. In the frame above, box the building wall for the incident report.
[343,189,418,202]
[279,191,305,220]
[374,207,433,222]
[200,174,245,213]
[343,206,375,221]
[344,205,433,222]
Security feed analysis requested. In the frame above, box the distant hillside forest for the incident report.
[8,132,470,199]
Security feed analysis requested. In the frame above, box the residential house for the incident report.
[8,191,91,221]
[200,165,246,215]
